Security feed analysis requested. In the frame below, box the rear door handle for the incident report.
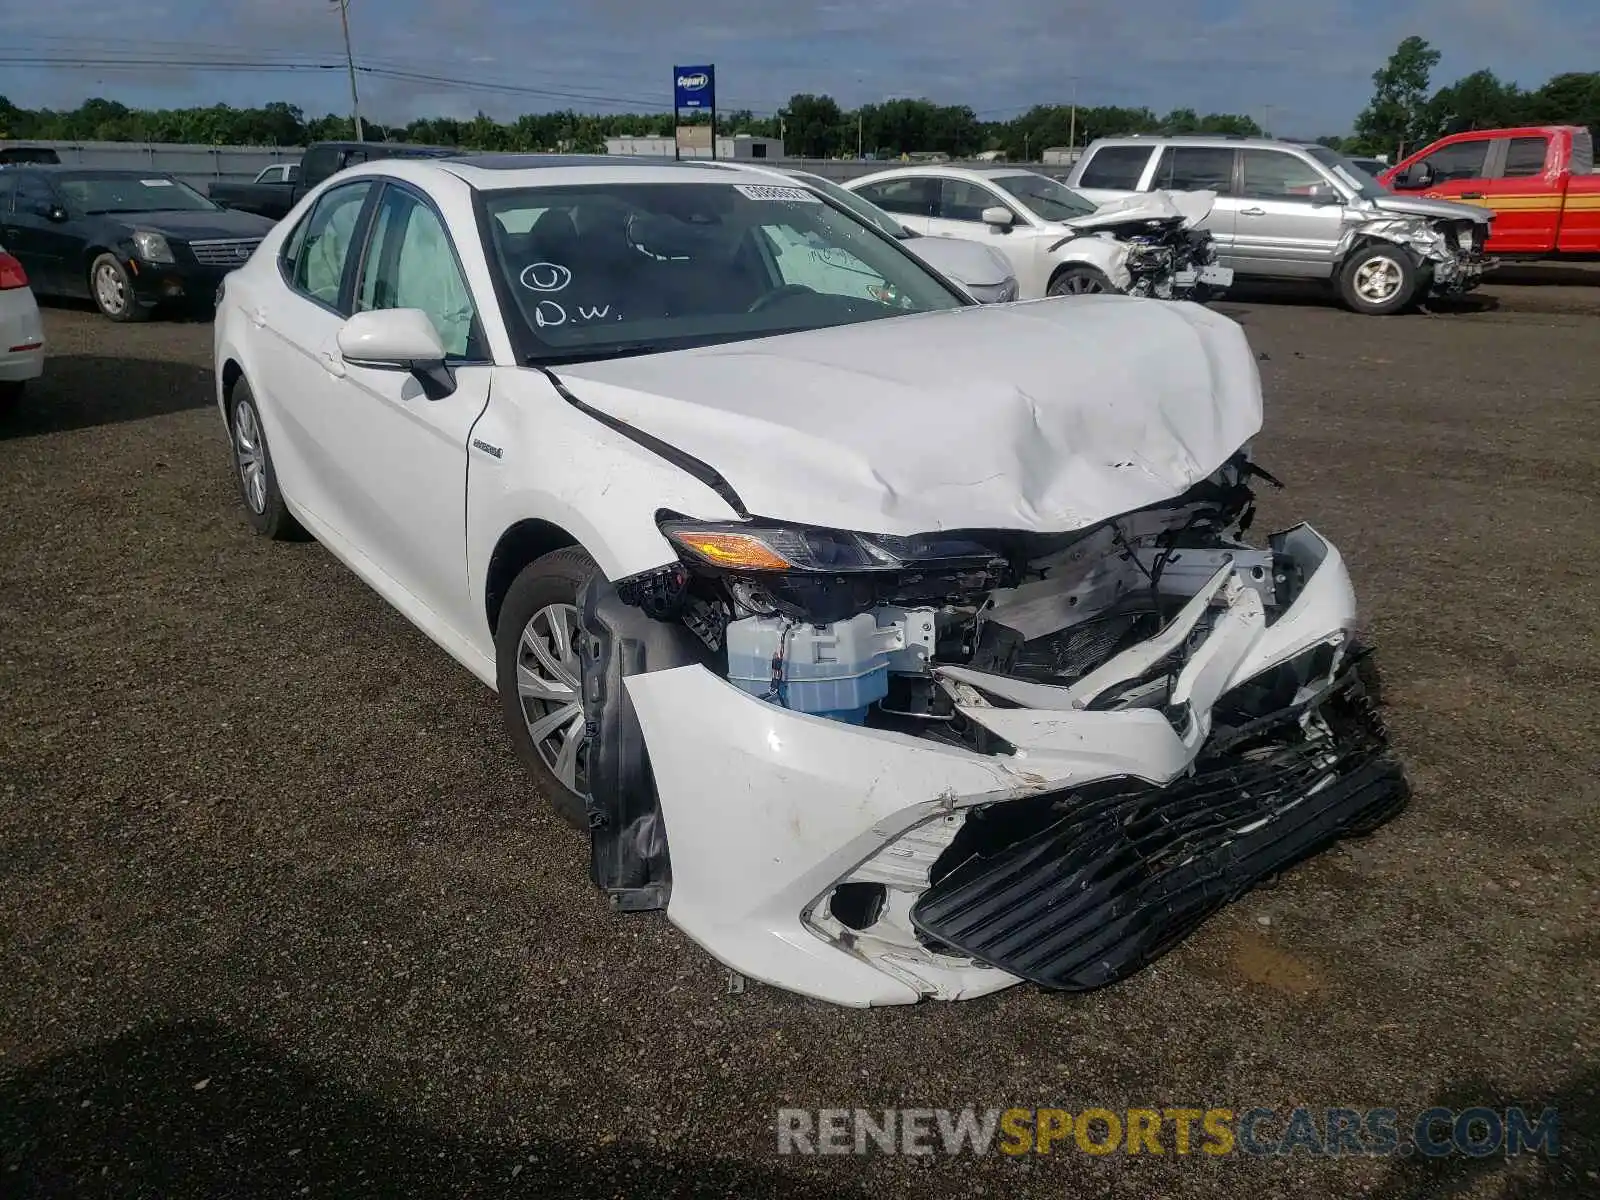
[1460,192,1485,199]
[1239,207,1267,217]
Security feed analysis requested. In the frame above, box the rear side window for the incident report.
[299,147,340,186]
[286,181,373,310]
[1077,146,1153,190]
[855,177,936,217]
[1152,147,1234,192]
[1502,137,1549,178]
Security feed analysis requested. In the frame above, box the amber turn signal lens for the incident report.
[668,531,794,571]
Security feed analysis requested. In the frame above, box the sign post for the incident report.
[673,64,716,161]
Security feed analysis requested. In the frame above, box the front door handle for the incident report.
[1460,192,1485,199]
[1239,207,1267,217]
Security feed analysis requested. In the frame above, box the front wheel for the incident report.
[1338,245,1419,315]
[495,547,598,831]
[1047,265,1119,297]
[89,253,149,323]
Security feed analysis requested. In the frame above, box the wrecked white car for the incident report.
[214,156,1408,1008]
[846,165,1232,301]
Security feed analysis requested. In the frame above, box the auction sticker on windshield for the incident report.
[734,184,821,203]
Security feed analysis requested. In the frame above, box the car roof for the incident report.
[850,164,1042,185]
[429,154,770,189]
[1082,134,1314,152]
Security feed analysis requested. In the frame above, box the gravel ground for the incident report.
[2,277,1597,1199]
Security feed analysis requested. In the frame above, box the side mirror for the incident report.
[981,205,1014,230]
[33,201,68,222]
[1394,161,1433,190]
[337,309,456,398]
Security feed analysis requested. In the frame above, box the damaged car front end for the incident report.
[1061,190,1235,301]
[1345,199,1497,299]
[556,300,1408,1008]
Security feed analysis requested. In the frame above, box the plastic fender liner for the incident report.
[577,574,717,911]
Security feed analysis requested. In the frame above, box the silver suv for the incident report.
[1066,135,1496,315]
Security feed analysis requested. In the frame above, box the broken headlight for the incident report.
[659,519,1007,624]
[660,520,1000,574]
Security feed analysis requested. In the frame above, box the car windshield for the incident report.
[991,172,1099,221]
[57,173,218,214]
[782,170,909,239]
[483,181,967,363]
[1304,147,1385,199]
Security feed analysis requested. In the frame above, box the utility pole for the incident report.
[332,0,365,143]
[1067,77,1078,152]
[857,110,863,159]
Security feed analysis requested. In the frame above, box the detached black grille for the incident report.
[909,656,1408,991]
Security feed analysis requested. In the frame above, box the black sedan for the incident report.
[0,167,276,321]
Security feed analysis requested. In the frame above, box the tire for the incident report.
[0,380,21,410]
[1337,245,1418,316]
[1048,265,1120,297]
[227,379,304,540]
[495,547,599,831]
[89,253,150,323]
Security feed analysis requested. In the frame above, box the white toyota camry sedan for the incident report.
[213,154,1407,1007]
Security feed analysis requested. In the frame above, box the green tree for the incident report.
[779,93,844,158]
[1353,35,1441,157]
[1425,69,1529,138]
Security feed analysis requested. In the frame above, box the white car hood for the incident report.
[900,234,1012,288]
[1066,190,1217,233]
[553,295,1263,536]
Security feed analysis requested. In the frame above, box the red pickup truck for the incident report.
[1378,126,1600,256]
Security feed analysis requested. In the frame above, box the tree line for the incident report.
[1,40,1595,161]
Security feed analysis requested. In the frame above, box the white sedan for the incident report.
[696,161,1018,303]
[847,164,1232,300]
[213,154,1405,1007]
[0,243,45,402]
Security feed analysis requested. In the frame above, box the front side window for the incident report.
[854,178,936,217]
[991,173,1097,220]
[1502,137,1549,178]
[1423,140,1489,183]
[1077,146,1154,190]
[288,181,373,308]
[483,181,967,363]
[937,178,1011,222]
[1153,147,1234,192]
[1238,150,1339,200]
[55,173,218,214]
[355,186,479,358]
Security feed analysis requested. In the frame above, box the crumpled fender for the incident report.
[1046,234,1135,291]
[1335,211,1447,264]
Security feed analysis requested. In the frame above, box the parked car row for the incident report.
[208,151,1407,1007]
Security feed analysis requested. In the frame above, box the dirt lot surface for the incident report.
[2,273,1597,1199]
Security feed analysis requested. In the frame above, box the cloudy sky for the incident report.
[2,0,1595,136]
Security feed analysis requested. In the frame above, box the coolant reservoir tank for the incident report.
[724,613,899,724]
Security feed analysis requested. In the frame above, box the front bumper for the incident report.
[623,524,1407,1006]
[1427,250,1498,294]
[125,257,235,308]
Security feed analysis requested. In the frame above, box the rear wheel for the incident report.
[89,253,149,323]
[1338,245,1418,316]
[495,547,598,831]
[1048,265,1119,297]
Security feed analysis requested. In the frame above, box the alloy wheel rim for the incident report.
[517,602,589,797]
[1062,274,1104,295]
[233,401,268,514]
[1355,257,1403,303]
[94,263,126,314]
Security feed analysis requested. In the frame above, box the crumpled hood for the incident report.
[552,296,1264,535]
[1068,189,1216,232]
[1367,193,1492,225]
